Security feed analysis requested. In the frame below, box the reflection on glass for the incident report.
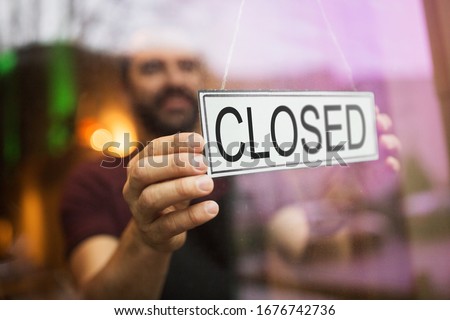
[0,0,448,300]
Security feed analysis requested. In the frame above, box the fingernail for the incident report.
[377,119,386,131]
[196,175,213,192]
[205,201,219,215]
[380,135,395,150]
[386,156,400,172]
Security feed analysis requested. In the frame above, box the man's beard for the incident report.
[132,86,199,137]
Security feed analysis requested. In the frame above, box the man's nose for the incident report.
[166,66,185,86]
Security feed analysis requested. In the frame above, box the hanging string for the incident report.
[315,0,357,91]
[220,0,246,90]
[221,0,355,91]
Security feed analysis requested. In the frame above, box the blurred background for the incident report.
[0,0,449,299]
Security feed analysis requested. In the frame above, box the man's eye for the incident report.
[178,60,199,72]
[140,61,164,75]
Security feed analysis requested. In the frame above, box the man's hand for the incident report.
[376,107,401,172]
[325,108,402,206]
[356,108,401,201]
[123,132,218,252]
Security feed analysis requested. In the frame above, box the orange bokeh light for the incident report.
[80,108,138,157]
[90,128,113,152]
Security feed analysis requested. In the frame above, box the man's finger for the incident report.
[379,134,401,154]
[136,175,214,222]
[129,132,204,167]
[377,113,393,133]
[128,153,207,192]
[148,201,219,244]
[385,156,400,173]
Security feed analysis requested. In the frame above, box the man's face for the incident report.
[126,49,204,137]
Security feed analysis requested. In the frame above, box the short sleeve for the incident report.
[60,159,129,256]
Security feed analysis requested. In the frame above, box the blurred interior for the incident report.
[1,0,450,299]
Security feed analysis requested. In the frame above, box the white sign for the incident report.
[199,91,378,178]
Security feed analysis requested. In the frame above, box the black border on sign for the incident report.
[198,90,378,176]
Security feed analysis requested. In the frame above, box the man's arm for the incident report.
[69,133,218,299]
[70,224,172,299]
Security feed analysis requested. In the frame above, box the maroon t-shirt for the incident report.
[60,156,235,299]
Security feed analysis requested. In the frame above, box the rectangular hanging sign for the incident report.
[198,90,378,178]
